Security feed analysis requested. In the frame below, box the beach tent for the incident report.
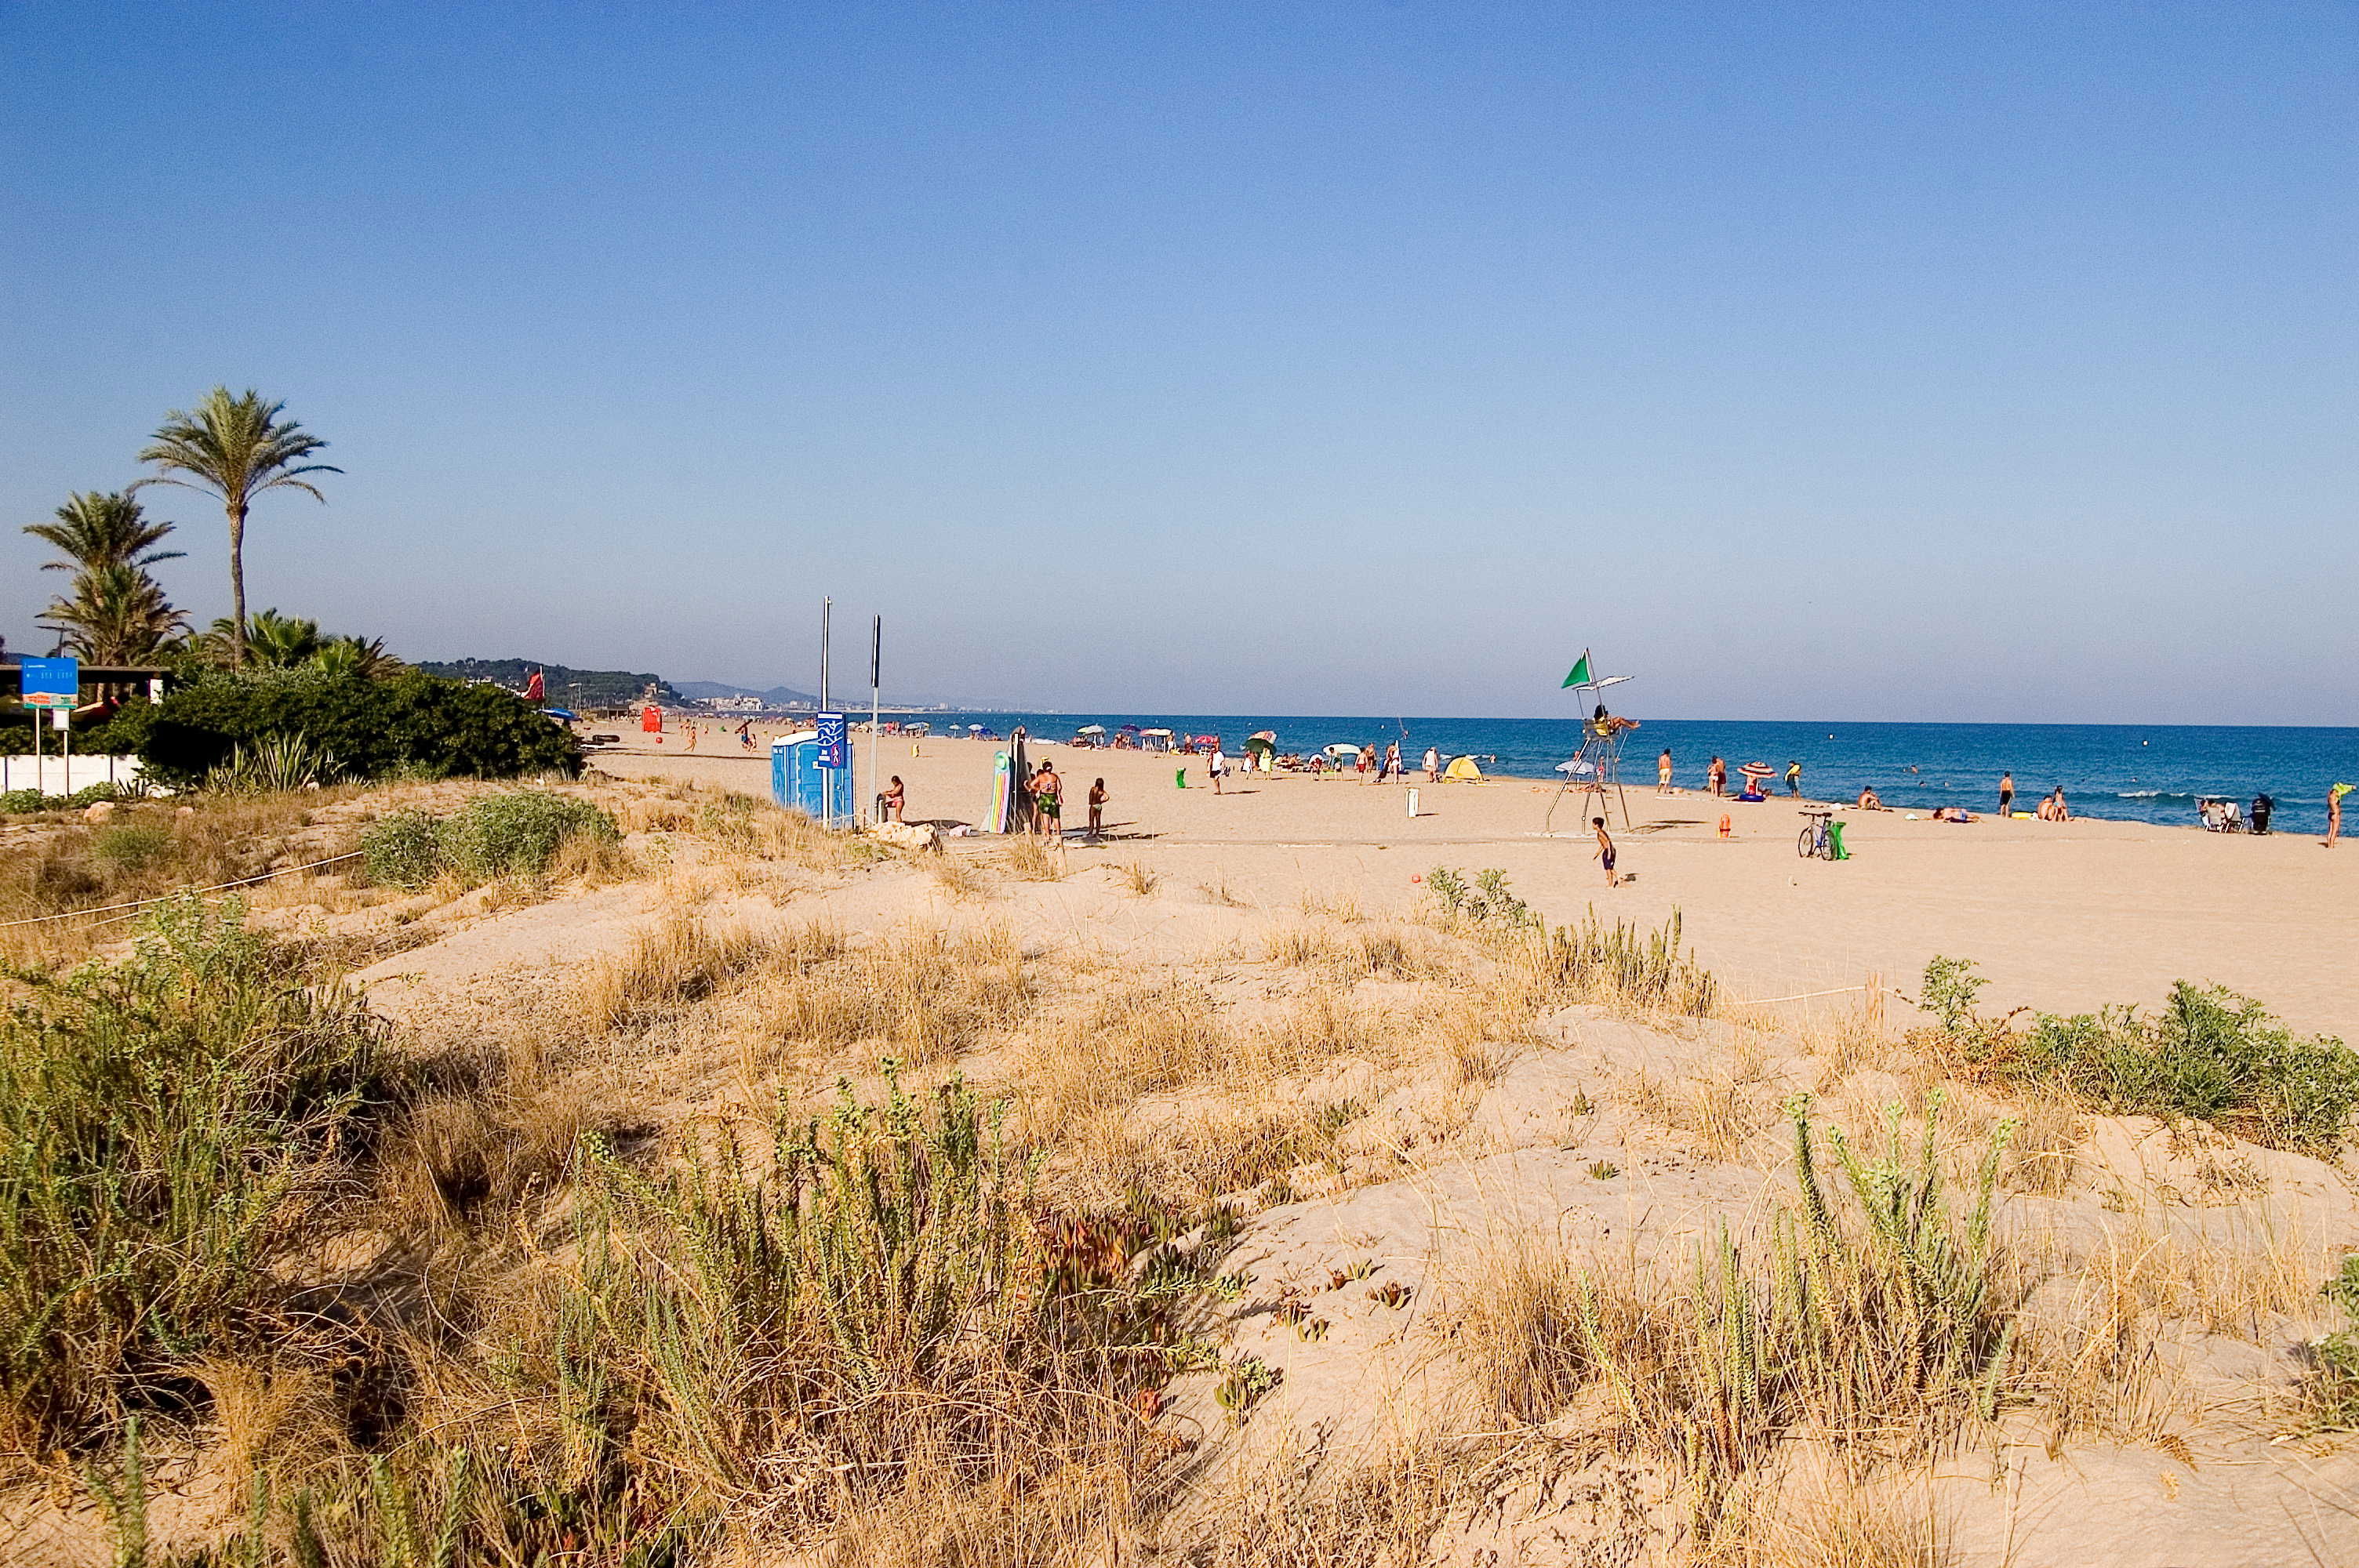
[772,732,855,823]
[904,722,930,737]
[1444,754,1484,782]
[1323,742,1363,760]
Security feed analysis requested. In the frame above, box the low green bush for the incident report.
[2314,1254,2359,1431]
[0,896,390,1450]
[136,670,580,787]
[1916,957,2359,1154]
[89,823,174,873]
[358,792,618,890]
[360,808,445,891]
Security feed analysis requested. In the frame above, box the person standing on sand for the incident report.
[2326,782,2353,847]
[881,775,905,823]
[1784,760,1801,797]
[1209,746,1228,794]
[1032,760,1063,836]
[1386,742,1401,782]
[1998,771,2015,817]
[1592,816,1619,888]
[1089,778,1107,837]
[1707,757,1727,797]
[1424,746,1440,782]
[1658,749,1673,793]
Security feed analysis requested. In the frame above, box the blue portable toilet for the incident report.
[771,731,855,823]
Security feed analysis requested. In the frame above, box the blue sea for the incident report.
[907,714,2359,837]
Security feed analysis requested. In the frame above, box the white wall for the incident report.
[0,753,145,795]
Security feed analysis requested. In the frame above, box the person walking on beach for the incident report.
[2326,782,2353,848]
[1088,777,1107,837]
[1784,760,1801,797]
[1424,746,1439,782]
[1658,749,1674,793]
[1592,816,1619,888]
[1707,756,1727,797]
[735,719,755,751]
[1998,771,2014,817]
[1208,746,1228,794]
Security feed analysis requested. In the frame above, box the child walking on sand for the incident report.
[1592,816,1619,887]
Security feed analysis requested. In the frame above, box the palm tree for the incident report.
[37,562,187,665]
[134,388,339,667]
[192,608,322,669]
[23,491,184,576]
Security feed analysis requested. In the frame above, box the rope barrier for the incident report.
[1732,984,1877,1006]
[0,850,365,929]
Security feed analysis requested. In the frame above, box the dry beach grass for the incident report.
[0,762,2354,1566]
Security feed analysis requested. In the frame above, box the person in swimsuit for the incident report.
[1657,749,1673,793]
[2327,782,2354,848]
[881,775,905,823]
[736,719,756,751]
[1707,757,1728,797]
[1088,778,1107,837]
[1856,785,1885,811]
[1784,760,1801,797]
[1997,771,2014,817]
[1386,742,1401,782]
[1032,761,1062,836]
[1208,746,1228,793]
[1592,816,1619,888]
[1424,746,1440,782]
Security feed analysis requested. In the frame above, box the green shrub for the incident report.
[137,670,580,787]
[358,792,618,890]
[2314,1254,2359,1431]
[441,790,616,880]
[1916,958,2359,1154]
[0,701,154,757]
[89,823,173,873]
[0,896,390,1449]
[360,808,445,891]
[0,789,48,814]
[1427,865,1540,930]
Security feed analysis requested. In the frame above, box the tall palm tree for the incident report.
[37,562,187,665]
[134,388,339,667]
[23,490,184,576]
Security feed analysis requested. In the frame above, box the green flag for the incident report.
[1561,652,1592,688]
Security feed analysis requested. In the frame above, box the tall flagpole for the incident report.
[870,615,883,826]
[820,597,832,713]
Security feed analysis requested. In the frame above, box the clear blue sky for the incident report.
[5,2,2354,721]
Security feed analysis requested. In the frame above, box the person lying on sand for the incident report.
[1932,805,1978,822]
[1856,786,1885,811]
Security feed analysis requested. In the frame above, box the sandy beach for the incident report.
[597,728,2359,1040]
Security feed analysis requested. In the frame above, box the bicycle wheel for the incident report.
[1797,826,1817,859]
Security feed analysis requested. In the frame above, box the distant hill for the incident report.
[673,679,822,709]
[414,659,679,710]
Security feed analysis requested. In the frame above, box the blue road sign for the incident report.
[20,656,78,708]
[816,711,848,769]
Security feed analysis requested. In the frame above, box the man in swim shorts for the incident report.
[1593,816,1619,888]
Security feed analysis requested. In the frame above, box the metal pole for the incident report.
[60,709,71,798]
[820,597,832,714]
[869,615,882,828]
[31,702,42,799]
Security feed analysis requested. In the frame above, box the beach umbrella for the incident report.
[1244,733,1275,755]
[1324,742,1361,759]
[1557,757,1594,775]
[1076,724,1107,735]
[1118,724,1141,733]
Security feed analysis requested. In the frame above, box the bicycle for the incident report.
[1798,808,1840,861]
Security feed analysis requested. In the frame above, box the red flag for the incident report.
[524,669,546,703]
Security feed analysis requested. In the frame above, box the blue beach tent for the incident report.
[771,731,855,823]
